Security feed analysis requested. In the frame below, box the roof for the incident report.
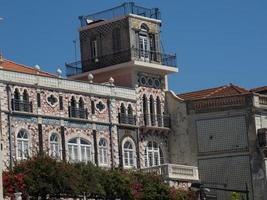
[250,86,267,94]
[177,84,249,101]
[0,57,55,77]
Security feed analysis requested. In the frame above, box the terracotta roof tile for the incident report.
[250,86,267,94]
[0,57,55,77]
[177,84,249,101]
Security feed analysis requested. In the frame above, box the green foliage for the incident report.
[3,155,196,200]
[231,192,241,200]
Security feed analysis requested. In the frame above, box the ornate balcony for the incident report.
[65,48,177,77]
[118,113,136,125]
[69,107,88,119]
[11,99,33,113]
[141,164,199,182]
[139,114,171,128]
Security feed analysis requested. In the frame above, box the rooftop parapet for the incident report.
[79,2,161,27]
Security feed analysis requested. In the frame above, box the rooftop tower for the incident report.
[66,2,178,89]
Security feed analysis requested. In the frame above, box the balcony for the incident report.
[65,48,177,77]
[79,2,161,27]
[141,164,199,182]
[11,99,33,113]
[118,113,136,125]
[69,107,88,119]
[140,114,171,128]
[253,94,267,109]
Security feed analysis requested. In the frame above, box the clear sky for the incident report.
[0,0,266,93]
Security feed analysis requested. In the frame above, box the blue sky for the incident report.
[0,0,266,93]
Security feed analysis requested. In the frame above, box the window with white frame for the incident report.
[68,137,93,163]
[49,133,60,159]
[98,138,108,166]
[17,129,29,160]
[145,141,164,167]
[122,137,136,168]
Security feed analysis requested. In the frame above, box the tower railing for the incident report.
[79,2,161,27]
[65,48,177,77]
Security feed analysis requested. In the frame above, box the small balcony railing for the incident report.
[69,107,88,119]
[141,164,199,182]
[131,48,177,68]
[11,99,33,113]
[118,113,136,125]
[65,48,177,77]
[140,114,171,128]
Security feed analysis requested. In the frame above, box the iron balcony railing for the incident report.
[65,48,177,77]
[131,48,177,68]
[140,114,171,128]
[11,99,33,113]
[79,2,161,27]
[118,113,136,125]
[69,106,88,119]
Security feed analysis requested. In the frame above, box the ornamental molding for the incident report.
[46,93,59,107]
[11,115,37,123]
[0,69,136,101]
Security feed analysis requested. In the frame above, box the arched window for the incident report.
[78,97,86,118]
[14,88,20,100]
[120,103,126,114]
[143,95,148,126]
[127,104,134,124]
[145,141,163,167]
[156,97,162,127]
[139,23,150,61]
[150,95,155,126]
[70,96,77,118]
[119,103,126,124]
[79,97,84,109]
[68,137,93,163]
[140,23,149,32]
[22,89,31,112]
[99,138,108,166]
[127,104,133,115]
[122,137,136,168]
[50,133,60,158]
[17,129,29,160]
[23,89,29,102]
[13,88,21,111]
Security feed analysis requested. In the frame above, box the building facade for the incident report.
[179,84,267,200]
[0,2,198,188]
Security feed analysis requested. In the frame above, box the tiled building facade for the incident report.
[4,3,267,200]
[0,2,199,190]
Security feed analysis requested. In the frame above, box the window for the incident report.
[91,40,98,58]
[99,138,108,166]
[112,28,121,52]
[150,95,155,126]
[145,141,163,167]
[50,133,60,158]
[122,137,136,168]
[37,93,41,108]
[91,100,95,114]
[59,96,63,110]
[143,95,148,126]
[17,129,29,160]
[68,137,93,163]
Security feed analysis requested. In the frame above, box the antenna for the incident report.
[73,39,77,63]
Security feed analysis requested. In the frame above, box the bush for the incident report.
[3,155,196,200]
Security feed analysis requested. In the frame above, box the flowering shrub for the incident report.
[3,155,196,200]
